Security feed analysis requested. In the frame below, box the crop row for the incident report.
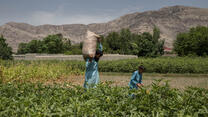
[99,57,208,73]
[0,61,83,83]
[0,80,207,116]
[71,57,208,73]
[1,57,208,82]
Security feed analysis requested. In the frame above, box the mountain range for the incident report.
[0,5,208,52]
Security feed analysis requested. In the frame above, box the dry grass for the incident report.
[100,74,208,89]
[24,73,208,89]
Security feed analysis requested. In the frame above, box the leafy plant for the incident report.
[1,57,208,74]
[0,61,83,83]
[0,35,13,60]
[174,26,208,56]
[0,81,207,116]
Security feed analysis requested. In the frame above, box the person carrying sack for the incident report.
[82,31,103,89]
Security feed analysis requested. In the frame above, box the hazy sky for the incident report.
[0,0,208,26]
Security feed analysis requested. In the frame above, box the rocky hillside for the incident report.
[0,5,208,52]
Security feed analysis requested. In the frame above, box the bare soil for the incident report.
[41,73,208,89]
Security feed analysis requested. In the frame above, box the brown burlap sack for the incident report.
[82,30,100,59]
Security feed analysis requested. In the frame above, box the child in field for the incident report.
[129,65,145,89]
[84,38,103,89]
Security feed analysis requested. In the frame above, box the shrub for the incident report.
[0,35,13,60]
[174,26,208,56]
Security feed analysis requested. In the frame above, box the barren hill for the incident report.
[0,6,208,52]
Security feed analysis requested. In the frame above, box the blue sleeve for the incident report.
[99,43,103,51]
[130,72,138,85]
[86,59,89,67]
[138,75,142,84]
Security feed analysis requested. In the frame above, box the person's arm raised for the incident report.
[97,37,103,51]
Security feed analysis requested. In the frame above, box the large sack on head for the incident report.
[82,30,100,59]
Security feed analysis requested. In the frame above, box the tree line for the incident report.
[100,27,164,57]
[17,34,71,54]
[174,26,208,56]
[0,35,13,60]
[17,27,165,57]
[1,26,208,60]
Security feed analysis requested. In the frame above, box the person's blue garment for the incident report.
[129,70,143,89]
[84,43,102,89]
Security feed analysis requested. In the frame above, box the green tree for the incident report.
[65,44,82,55]
[27,40,43,53]
[152,27,164,56]
[102,28,164,57]
[174,26,208,56]
[17,34,75,54]
[153,26,160,43]
[0,35,13,60]
[42,34,64,54]
[174,33,189,56]
[157,40,165,55]
[106,32,120,52]
[135,31,164,57]
[17,43,28,54]
[100,35,110,53]
[119,29,132,54]
[136,32,154,57]
[63,39,72,51]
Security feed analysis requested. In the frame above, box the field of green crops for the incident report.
[0,81,208,116]
[98,57,208,73]
[2,57,208,75]
[0,61,83,83]
[0,58,208,116]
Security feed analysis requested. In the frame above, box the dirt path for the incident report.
[100,75,208,89]
[52,73,208,89]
